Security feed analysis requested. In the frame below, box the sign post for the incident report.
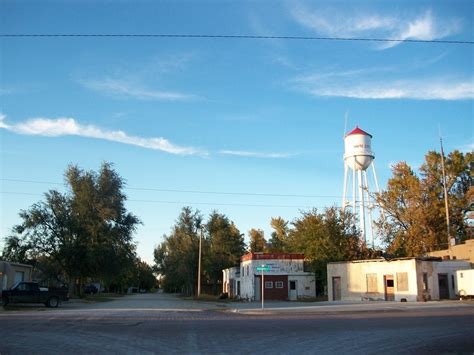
[256,265,270,310]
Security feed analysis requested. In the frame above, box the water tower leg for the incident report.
[363,170,375,249]
[358,169,366,243]
[342,164,348,213]
[352,168,356,217]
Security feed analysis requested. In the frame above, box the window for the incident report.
[275,281,284,289]
[396,272,408,291]
[422,273,428,291]
[246,265,249,276]
[265,281,273,289]
[366,273,378,293]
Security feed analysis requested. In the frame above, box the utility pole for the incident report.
[440,135,452,256]
[197,227,203,297]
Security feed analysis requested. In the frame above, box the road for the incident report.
[1,292,473,354]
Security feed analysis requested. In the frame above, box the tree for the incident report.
[248,229,266,252]
[376,150,473,256]
[205,211,245,294]
[268,217,289,252]
[287,207,370,294]
[154,207,202,295]
[2,163,140,295]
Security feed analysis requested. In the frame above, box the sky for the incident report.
[1,0,473,265]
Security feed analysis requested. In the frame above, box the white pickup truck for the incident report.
[456,269,474,300]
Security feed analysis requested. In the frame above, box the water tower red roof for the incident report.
[346,126,372,138]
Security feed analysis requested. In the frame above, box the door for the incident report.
[289,280,297,301]
[438,274,449,300]
[254,276,261,301]
[332,277,341,301]
[384,275,395,301]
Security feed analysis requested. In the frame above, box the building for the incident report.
[0,260,33,295]
[223,253,316,301]
[222,266,240,299]
[428,239,474,265]
[327,257,471,302]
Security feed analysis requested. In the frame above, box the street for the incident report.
[1,293,473,354]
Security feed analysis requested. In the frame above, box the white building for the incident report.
[327,257,471,302]
[223,253,316,301]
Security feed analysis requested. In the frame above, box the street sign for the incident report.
[257,266,270,272]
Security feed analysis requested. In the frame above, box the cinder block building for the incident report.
[327,257,470,302]
[223,253,316,301]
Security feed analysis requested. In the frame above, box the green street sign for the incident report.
[257,266,271,272]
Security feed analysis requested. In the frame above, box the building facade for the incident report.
[0,260,33,295]
[223,253,316,301]
[327,258,471,302]
[428,239,474,265]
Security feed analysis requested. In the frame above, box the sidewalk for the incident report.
[225,299,474,314]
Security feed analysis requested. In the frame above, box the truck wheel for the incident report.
[2,297,8,307]
[47,297,60,308]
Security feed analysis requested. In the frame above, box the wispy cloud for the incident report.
[0,114,205,156]
[290,5,462,49]
[219,150,293,159]
[292,70,474,100]
[78,78,197,101]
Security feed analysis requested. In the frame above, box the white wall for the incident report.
[327,259,418,302]
[328,259,472,302]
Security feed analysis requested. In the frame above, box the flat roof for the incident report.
[241,252,305,262]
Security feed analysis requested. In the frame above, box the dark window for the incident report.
[290,281,296,290]
[386,280,394,287]
[422,273,428,291]
[275,281,284,289]
[265,281,273,289]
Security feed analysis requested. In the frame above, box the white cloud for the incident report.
[79,78,197,101]
[290,5,461,49]
[292,70,474,100]
[219,150,293,159]
[0,115,205,156]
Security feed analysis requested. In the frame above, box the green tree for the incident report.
[268,217,289,252]
[287,207,369,294]
[154,207,202,295]
[205,211,245,294]
[2,163,140,295]
[248,228,266,252]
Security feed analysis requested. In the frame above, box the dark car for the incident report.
[2,282,69,308]
[84,284,98,295]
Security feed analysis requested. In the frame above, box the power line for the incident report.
[0,178,342,198]
[1,33,472,45]
[0,191,335,209]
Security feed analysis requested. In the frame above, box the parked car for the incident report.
[1,282,69,308]
[84,284,99,295]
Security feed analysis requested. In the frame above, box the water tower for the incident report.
[342,126,381,245]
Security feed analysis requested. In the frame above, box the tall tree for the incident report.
[287,207,369,294]
[268,217,289,252]
[2,163,140,295]
[376,150,473,256]
[248,229,266,252]
[154,207,202,295]
[205,211,245,293]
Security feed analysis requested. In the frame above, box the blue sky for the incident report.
[1,0,473,264]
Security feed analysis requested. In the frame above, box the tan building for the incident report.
[0,261,33,294]
[327,258,470,302]
[428,239,474,265]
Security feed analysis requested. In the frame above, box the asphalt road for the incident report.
[1,293,473,354]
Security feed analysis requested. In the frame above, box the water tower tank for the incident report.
[344,126,374,171]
